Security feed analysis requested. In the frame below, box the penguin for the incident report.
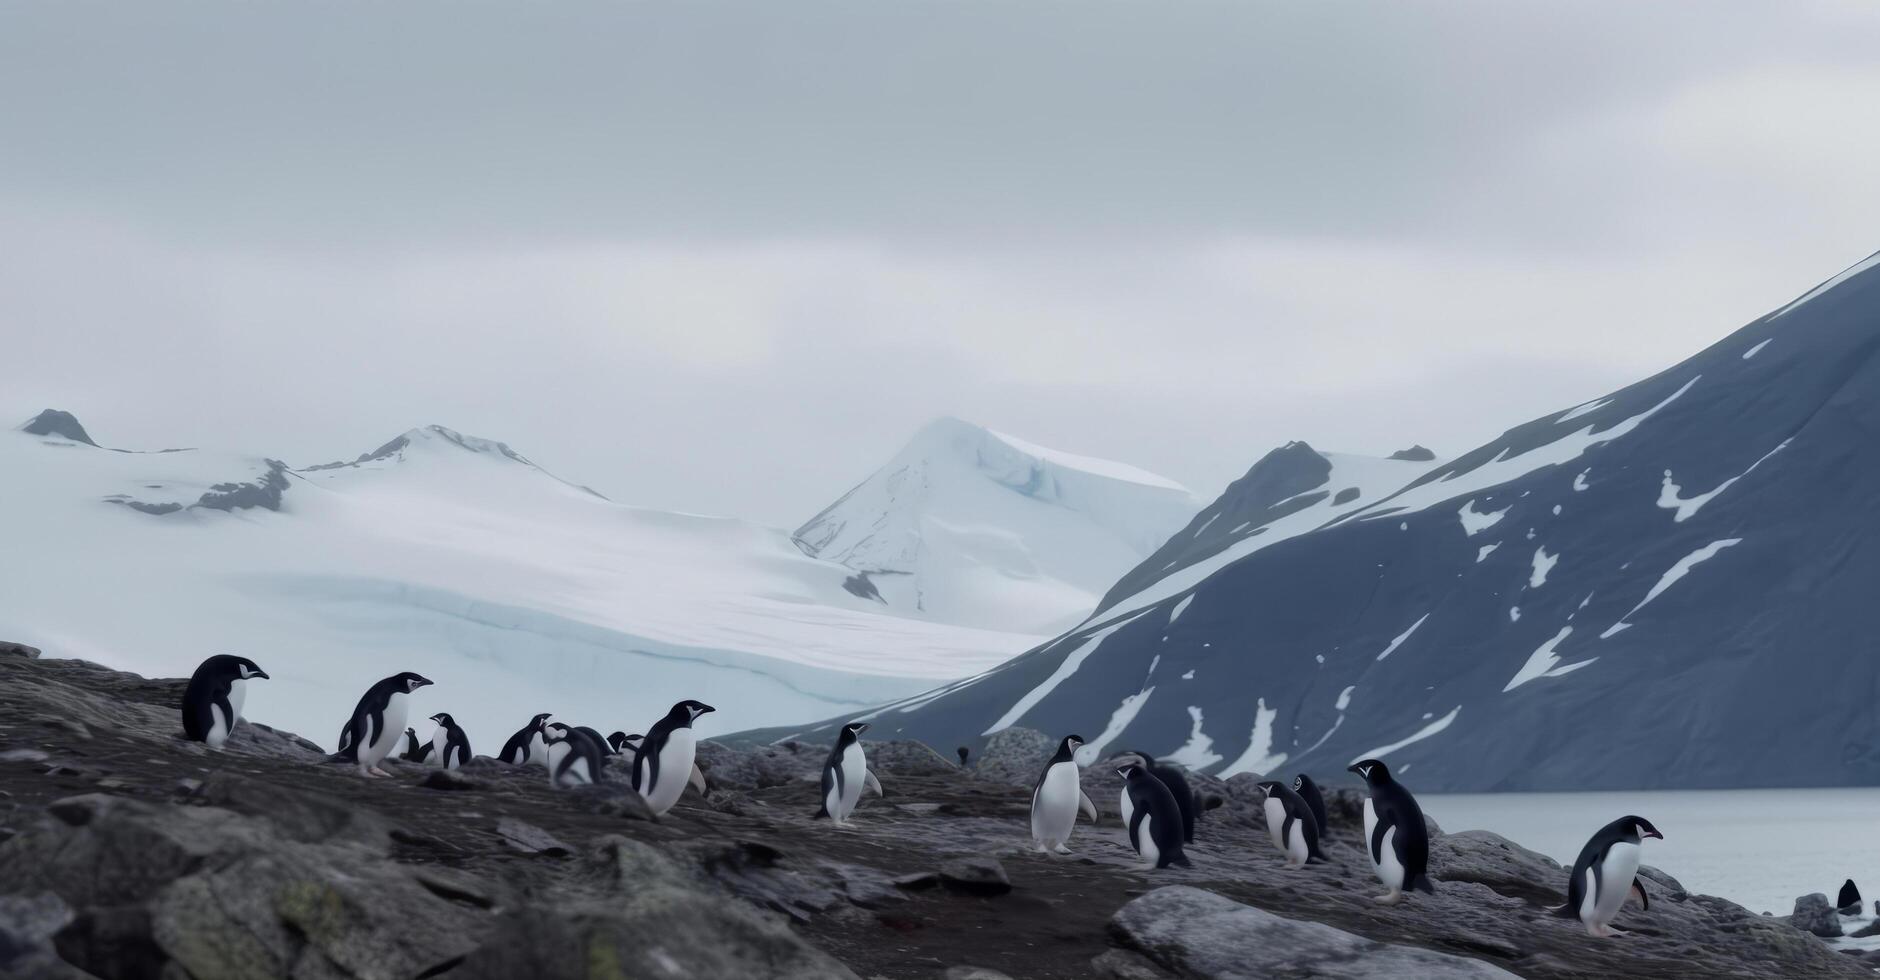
[427,712,472,770]
[498,713,551,766]
[815,721,884,825]
[1293,773,1330,836]
[1255,780,1327,868]
[400,727,433,763]
[633,699,714,816]
[573,725,613,756]
[180,654,269,749]
[1553,815,1662,936]
[333,672,433,777]
[1840,879,1863,916]
[1118,762,1189,869]
[1347,758,1434,904]
[1109,751,1199,844]
[957,746,970,767]
[607,731,638,755]
[1030,734,1099,853]
[544,721,605,787]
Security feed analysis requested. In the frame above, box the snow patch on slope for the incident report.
[1503,626,1597,691]
[1375,613,1430,661]
[1349,706,1462,764]
[982,611,1149,735]
[1658,439,1791,523]
[1220,698,1288,776]
[1600,539,1744,639]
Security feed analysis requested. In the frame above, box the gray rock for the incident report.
[419,768,480,791]
[0,892,92,980]
[695,739,823,790]
[1112,885,1520,979]
[944,968,1016,980]
[494,817,572,856]
[867,739,959,778]
[1791,893,1843,937]
[938,856,1011,895]
[1091,948,1180,979]
[0,641,41,660]
[973,727,1055,787]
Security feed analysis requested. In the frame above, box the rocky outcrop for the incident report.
[19,410,96,446]
[1,645,1869,979]
[1792,893,1844,937]
[1113,885,1519,978]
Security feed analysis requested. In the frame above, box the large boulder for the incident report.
[694,739,822,791]
[1791,893,1843,938]
[1111,885,1519,978]
[973,727,1056,787]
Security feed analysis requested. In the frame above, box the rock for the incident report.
[1092,948,1180,979]
[1112,885,1520,979]
[1431,830,1564,905]
[1838,878,1861,915]
[0,892,90,980]
[867,739,959,778]
[419,768,480,791]
[1850,919,1880,939]
[564,782,655,821]
[973,727,1055,787]
[0,641,42,660]
[1389,445,1438,461]
[695,739,823,790]
[938,857,1011,896]
[893,871,942,891]
[944,968,1016,980]
[1791,893,1843,937]
[0,750,49,765]
[494,817,572,856]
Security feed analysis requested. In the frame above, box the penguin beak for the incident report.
[251,669,270,680]
[854,723,869,734]
[1645,828,1664,840]
[697,704,716,715]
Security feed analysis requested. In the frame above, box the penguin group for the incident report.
[176,652,1663,939]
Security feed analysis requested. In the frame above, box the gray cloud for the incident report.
[3,1,1878,526]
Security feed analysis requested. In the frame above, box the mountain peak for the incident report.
[305,424,534,472]
[19,409,96,446]
[1389,444,1437,461]
[900,416,1190,494]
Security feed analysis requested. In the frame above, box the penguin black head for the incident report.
[392,672,433,693]
[1292,774,1309,792]
[956,746,970,766]
[1060,734,1085,750]
[528,712,552,729]
[542,721,572,742]
[838,721,870,743]
[1623,815,1664,841]
[1255,780,1284,797]
[1115,762,1145,780]
[429,712,455,727]
[1106,750,1151,770]
[207,654,269,680]
[1347,758,1391,784]
[667,700,715,726]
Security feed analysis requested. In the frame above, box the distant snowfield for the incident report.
[0,424,1046,749]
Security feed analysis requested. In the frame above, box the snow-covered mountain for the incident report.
[0,416,1046,750]
[793,417,1203,633]
[749,251,1880,793]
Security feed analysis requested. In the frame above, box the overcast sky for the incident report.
[5,1,1878,526]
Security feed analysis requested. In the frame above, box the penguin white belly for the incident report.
[1262,797,1288,852]
[1136,813,1160,867]
[1119,787,1134,829]
[209,678,247,748]
[528,731,547,767]
[836,743,866,820]
[641,729,697,815]
[431,727,449,768]
[1590,842,1641,927]
[1375,825,1406,892]
[1031,763,1080,847]
[362,692,408,767]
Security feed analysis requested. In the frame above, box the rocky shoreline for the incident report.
[0,644,1868,979]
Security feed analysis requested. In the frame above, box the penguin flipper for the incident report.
[688,762,710,798]
[1368,810,1393,865]
[863,768,883,798]
[1078,790,1098,825]
[1630,880,1649,911]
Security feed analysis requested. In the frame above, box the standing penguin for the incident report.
[607,731,639,755]
[498,713,551,766]
[633,700,714,816]
[1553,815,1663,936]
[1030,735,1099,853]
[816,721,884,825]
[400,727,433,763]
[1256,780,1327,868]
[1347,758,1434,904]
[1293,773,1330,836]
[427,713,472,770]
[1109,751,1199,844]
[1118,762,1190,869]
[544,721,606,787]
[1839,879,1863,916]
[334,672,433,777]
[181,655,269,749]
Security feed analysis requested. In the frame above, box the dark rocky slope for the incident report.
[0,645,1865,979]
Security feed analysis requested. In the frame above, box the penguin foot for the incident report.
[1053,845,1072,855]
[366,766,392,778]
[1372,891,1405,906]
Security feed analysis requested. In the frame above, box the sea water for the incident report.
[1424,788,1880,918]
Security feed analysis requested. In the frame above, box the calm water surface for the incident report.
[1423,788,1880,916]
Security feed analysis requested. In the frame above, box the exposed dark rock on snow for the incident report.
[754,251,1880,792]
[194,459,292,512]
[0,646,1868,979]
[1390,444,1438,461]
[19,410,96,446]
